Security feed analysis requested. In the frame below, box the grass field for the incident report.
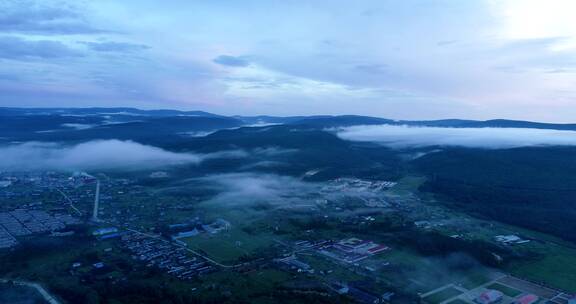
[423,287,463,304]
[198,269,292,302]
[300,255,364,283]
[456,272,493,290]
[446,299,469,304]
[396,173,576,294]
[383,249,448,293]
[485,283,522,297]
[384,249,494,294]
[183,228,276,263]
[387,175,427,196]
[505,245,576,292]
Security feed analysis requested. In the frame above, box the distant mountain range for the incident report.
[2,107,576,243]
[0,107,221,118]
[2,107,576,131]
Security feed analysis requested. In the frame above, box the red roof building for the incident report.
[514,294,538,304]
[475,290,503,304]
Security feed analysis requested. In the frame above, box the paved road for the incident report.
[1,279,61,304]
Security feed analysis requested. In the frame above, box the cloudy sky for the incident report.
[1,0,575,122]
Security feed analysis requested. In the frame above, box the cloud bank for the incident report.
[336,125,576,149]
[193,171,387,210]
[0,36,82,60]
[194,173,317,208]
[0,140,240,171]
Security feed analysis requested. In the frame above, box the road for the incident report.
[1,279,61,304]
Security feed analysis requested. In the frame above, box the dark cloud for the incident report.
[354,63,389,74]
[213,55,250,67]
[82,41,150,52]
[0,1,107,35]
[0,36,83,60]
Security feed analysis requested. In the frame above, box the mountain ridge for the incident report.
[2,107,576,131]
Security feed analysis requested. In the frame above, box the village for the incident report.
[0,171,575,304]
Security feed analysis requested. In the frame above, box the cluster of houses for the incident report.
[92,227,123,240]
[275,254,314,273]
[169,218,231,241]
[330,281,394,304]
[0,209,80,248]
[323,178,397,193]
[273,249,396,304]
[319,238,390,264]
[121,232,214,280]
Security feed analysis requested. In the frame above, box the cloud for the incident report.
[2,0,576,121]
[252,146,298,156]
[0,1,106,35]
[179,131,216,137]
[82,41,150,52]
[213,55,251,67]
[61,123,95,130]
[221,64,382,103]
[202,149,249,160]
[336,125,576,149]
[192,171,390,210]
[0,36,83,60]
[354,64,389,74]
[240,160,289,170]
[194,173,318,207]
[0,140,245,171]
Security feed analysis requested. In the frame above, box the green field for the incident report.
[446,299,470,304]
[506,245,576,292]
[388,176,426,196]
[183,228,276,263]
[384,249,492,294]
[485,283,522,297]
[300,255,364,282]
[198,269,292,303]
[423,287,463,304]
[456,272,492,290]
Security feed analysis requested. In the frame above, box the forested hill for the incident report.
[414,147,576,243]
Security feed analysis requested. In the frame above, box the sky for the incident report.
[0,0,575,122]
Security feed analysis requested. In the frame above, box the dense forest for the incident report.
[415,147,576,243]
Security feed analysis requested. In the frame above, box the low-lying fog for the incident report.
[0,140,300,172]
[336,125,576,149]
[0,140,244,171]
